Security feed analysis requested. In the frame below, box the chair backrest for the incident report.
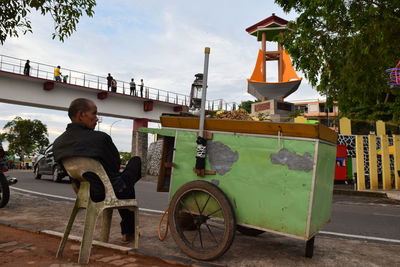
[62,157,117,201]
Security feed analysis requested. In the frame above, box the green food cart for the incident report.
[140,115,337,261]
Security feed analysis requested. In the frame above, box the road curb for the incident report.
[333,189,389,198]
[0,220,222,267]
[318,231,400,245]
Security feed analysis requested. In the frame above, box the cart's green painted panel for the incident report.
[309,142,336,235]
[138,127,176,137]
[170,130,321,238]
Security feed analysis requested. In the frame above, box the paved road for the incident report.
[7,170,169,211]
[326,194,400,239]
[7,170,400,240]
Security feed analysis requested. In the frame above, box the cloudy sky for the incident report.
[0,0,322,152]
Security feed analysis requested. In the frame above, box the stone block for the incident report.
[0,241,18,249]
[97,255,122,263]
[110,259,130,266]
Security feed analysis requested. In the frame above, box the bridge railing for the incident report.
[0,54,238,110]
[206,99,237,111]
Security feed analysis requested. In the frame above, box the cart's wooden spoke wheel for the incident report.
[168,180,236,261]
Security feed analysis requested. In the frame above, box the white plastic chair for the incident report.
[56,157,139,264]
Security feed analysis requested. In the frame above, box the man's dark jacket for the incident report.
[53,123,125,193]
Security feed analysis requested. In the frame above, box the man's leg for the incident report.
[117,157,141,239]
[115,186,135,238]
[121,157,142,188]
[118,209,135,235]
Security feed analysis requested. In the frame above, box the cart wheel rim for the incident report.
[168,180,235,261]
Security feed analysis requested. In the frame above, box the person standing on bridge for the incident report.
[53,98,142,243]
[129,78,136,96]
[54,66,62,82]
[107,73,113,91]
[111,79,117,92]
[23,60,30,76]
[140,79,144,97]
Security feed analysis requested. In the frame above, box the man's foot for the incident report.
[121,234,134,244]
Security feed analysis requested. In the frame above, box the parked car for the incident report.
[34,144,67,182]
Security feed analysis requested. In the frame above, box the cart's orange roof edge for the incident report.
[160,116,338,144]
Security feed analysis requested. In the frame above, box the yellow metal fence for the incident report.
[295,116,400,191]
[338,117,399,190]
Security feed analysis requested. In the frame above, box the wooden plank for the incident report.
[318,123,339,144]
[160,116,338,144]
[157,138,168,192]
[157,136,174,192]
[192,168,216,175]
[355,135,365,190]
[393,135,400,190]
[164,162,176,168]
[204,131,213,140]
[381,135,391,190]
[368,135,378,189]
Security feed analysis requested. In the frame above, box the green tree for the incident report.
[0,0,96,44]
[275,0,400,122]
[3,117,49,159]
[239,100,260,113]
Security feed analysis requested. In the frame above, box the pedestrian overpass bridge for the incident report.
[0,70,180,122]
[0,54,237,123]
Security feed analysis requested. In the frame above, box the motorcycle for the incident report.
[0,142,18,208]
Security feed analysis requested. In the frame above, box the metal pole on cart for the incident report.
[198,47,210,137]
[195,47,210,176]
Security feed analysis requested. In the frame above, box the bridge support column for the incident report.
[132,119,148,175]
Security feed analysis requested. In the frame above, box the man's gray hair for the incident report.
[68,98,92,119]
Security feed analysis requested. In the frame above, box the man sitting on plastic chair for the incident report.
[53,98,141,243]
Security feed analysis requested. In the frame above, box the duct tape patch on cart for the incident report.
[270,148,313,172]
[207,141,238,175]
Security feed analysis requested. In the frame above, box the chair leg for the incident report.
[56,202,80,258]
[78,203,100,264]
[134,207,139,249]
[100,209,113,242]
